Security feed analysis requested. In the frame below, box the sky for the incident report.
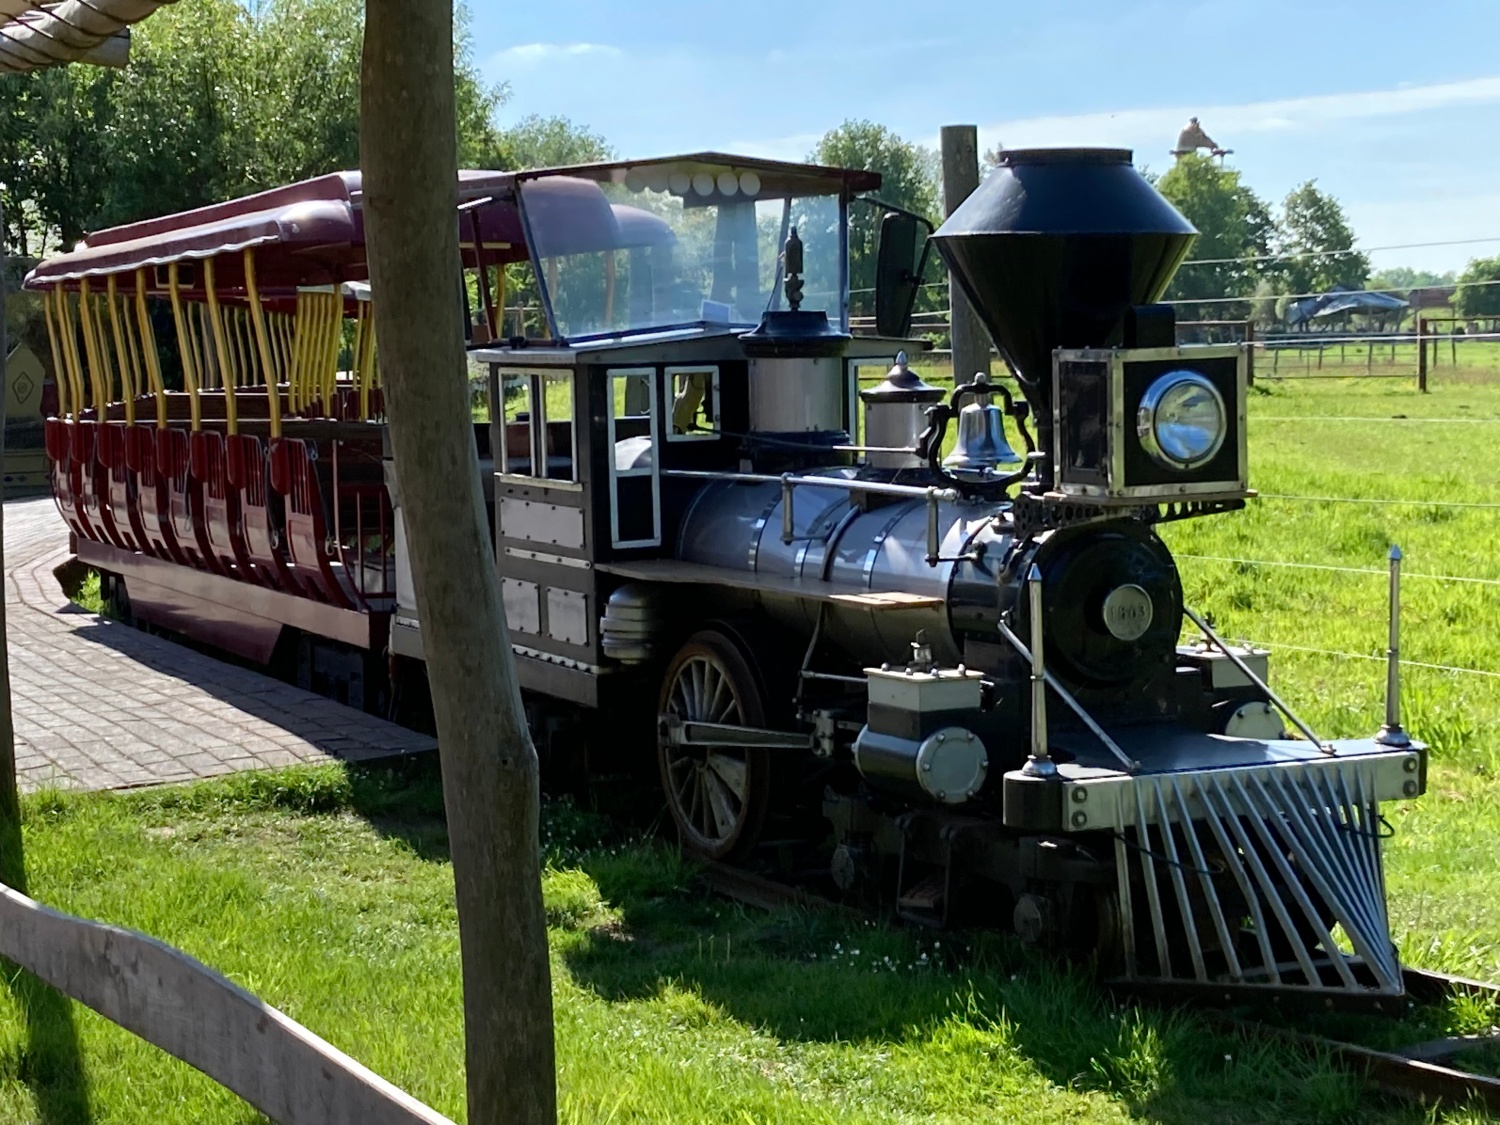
[469,0,1500,277]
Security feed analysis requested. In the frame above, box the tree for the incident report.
[361,3,556,1124]
[494,113,612,170]
[0,0,507,250]
[809,121,942,316]
[1453,255,1500,318]
[1276,180,1369,297]
[1154,154,1276,316]
[1368,266,1455,293]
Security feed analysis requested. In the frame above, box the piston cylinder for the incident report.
[852,664,990,804]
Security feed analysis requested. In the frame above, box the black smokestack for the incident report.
[930,148,1196,452]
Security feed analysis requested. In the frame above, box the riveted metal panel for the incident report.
[499,497,585,550]
[502,578,541,635]
[546,587,589,646]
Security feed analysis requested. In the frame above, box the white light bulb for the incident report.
[717,171,739,196]
[738,171,761,196]
[692,172,716,197]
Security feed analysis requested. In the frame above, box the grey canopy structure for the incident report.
[0,0,175,73]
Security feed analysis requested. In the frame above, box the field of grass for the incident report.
[3,764,1496,1125]
[8,375,1500,1123]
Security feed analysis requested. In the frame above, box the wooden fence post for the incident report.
[1417,317,1428,392]
[941,125,990,383]
[1244,320,1255,386]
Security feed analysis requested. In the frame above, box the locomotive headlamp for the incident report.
[1137,371,1227,471]
[1049,345,1250,506]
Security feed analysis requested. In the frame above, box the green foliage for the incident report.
[1453,255,1500,318]
[809,120,943,315]
[491,114,614,171]
[1275,179,1370,296]
[1369,267,1456,294]
[1154,154,1276,314]
[0,0,506,254]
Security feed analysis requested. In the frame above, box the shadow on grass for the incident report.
[551,846,1378,1125]
[166,756,1385,1123]
[1,808,92,1124]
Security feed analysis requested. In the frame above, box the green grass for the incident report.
[4,763,1494,1125]
[9,375,1500,1123]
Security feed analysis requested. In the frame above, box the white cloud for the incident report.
[977,74,1500,152]
[490,42,622,68]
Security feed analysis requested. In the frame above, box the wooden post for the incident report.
[941,125,990,383]
[361,5,557,1123]
[1417,317,1427,392]
[0,199,17,846]
[1244,320,1255,386]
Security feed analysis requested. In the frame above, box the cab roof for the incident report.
[24,154,880,293]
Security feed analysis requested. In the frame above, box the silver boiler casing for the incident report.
[676,473,1007,664]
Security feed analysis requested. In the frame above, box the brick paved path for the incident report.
[4,498,435,792]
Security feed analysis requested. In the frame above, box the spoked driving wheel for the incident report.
[657,629,772,861]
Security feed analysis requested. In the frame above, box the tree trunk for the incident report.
[359,7,556,1125]
[0,197,19,870]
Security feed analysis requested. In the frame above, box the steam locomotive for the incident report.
[28,147,1425,1008]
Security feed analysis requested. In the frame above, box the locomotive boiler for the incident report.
[28,147,1426,1009]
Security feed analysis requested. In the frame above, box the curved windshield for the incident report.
[519,166,844,340]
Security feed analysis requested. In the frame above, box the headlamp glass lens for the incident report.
[1139,372,1227,469]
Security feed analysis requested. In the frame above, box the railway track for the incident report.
[699,863,1500,1112]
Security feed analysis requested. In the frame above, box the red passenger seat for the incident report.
[159,428,221,574]
[190,430,266,584]
[228,433,304,593]
[270,438,354,608]
[101,422,149,554]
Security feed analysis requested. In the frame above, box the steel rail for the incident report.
[697,863,1500,1112]
[1206,1013,1500,1113]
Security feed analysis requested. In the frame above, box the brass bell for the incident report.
[943,374,1022,470]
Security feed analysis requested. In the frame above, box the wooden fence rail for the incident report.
[0,882,455,1125]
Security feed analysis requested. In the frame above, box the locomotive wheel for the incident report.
[656,629,773,861]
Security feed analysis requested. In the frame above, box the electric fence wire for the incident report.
[1175,554,1500,587]
[1254,416,1500,423]
[1240,639,1500,680]
[1174,234,1500,268]
[850,274,1500,302]
[1256,493,1500,509]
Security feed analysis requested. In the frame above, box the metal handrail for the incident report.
[997,620,1141,773]
[660,467,959,502]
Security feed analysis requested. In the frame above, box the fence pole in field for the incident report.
[1417,317,1428,392]
[1244,320,1255,386]
[941,125,990,383]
